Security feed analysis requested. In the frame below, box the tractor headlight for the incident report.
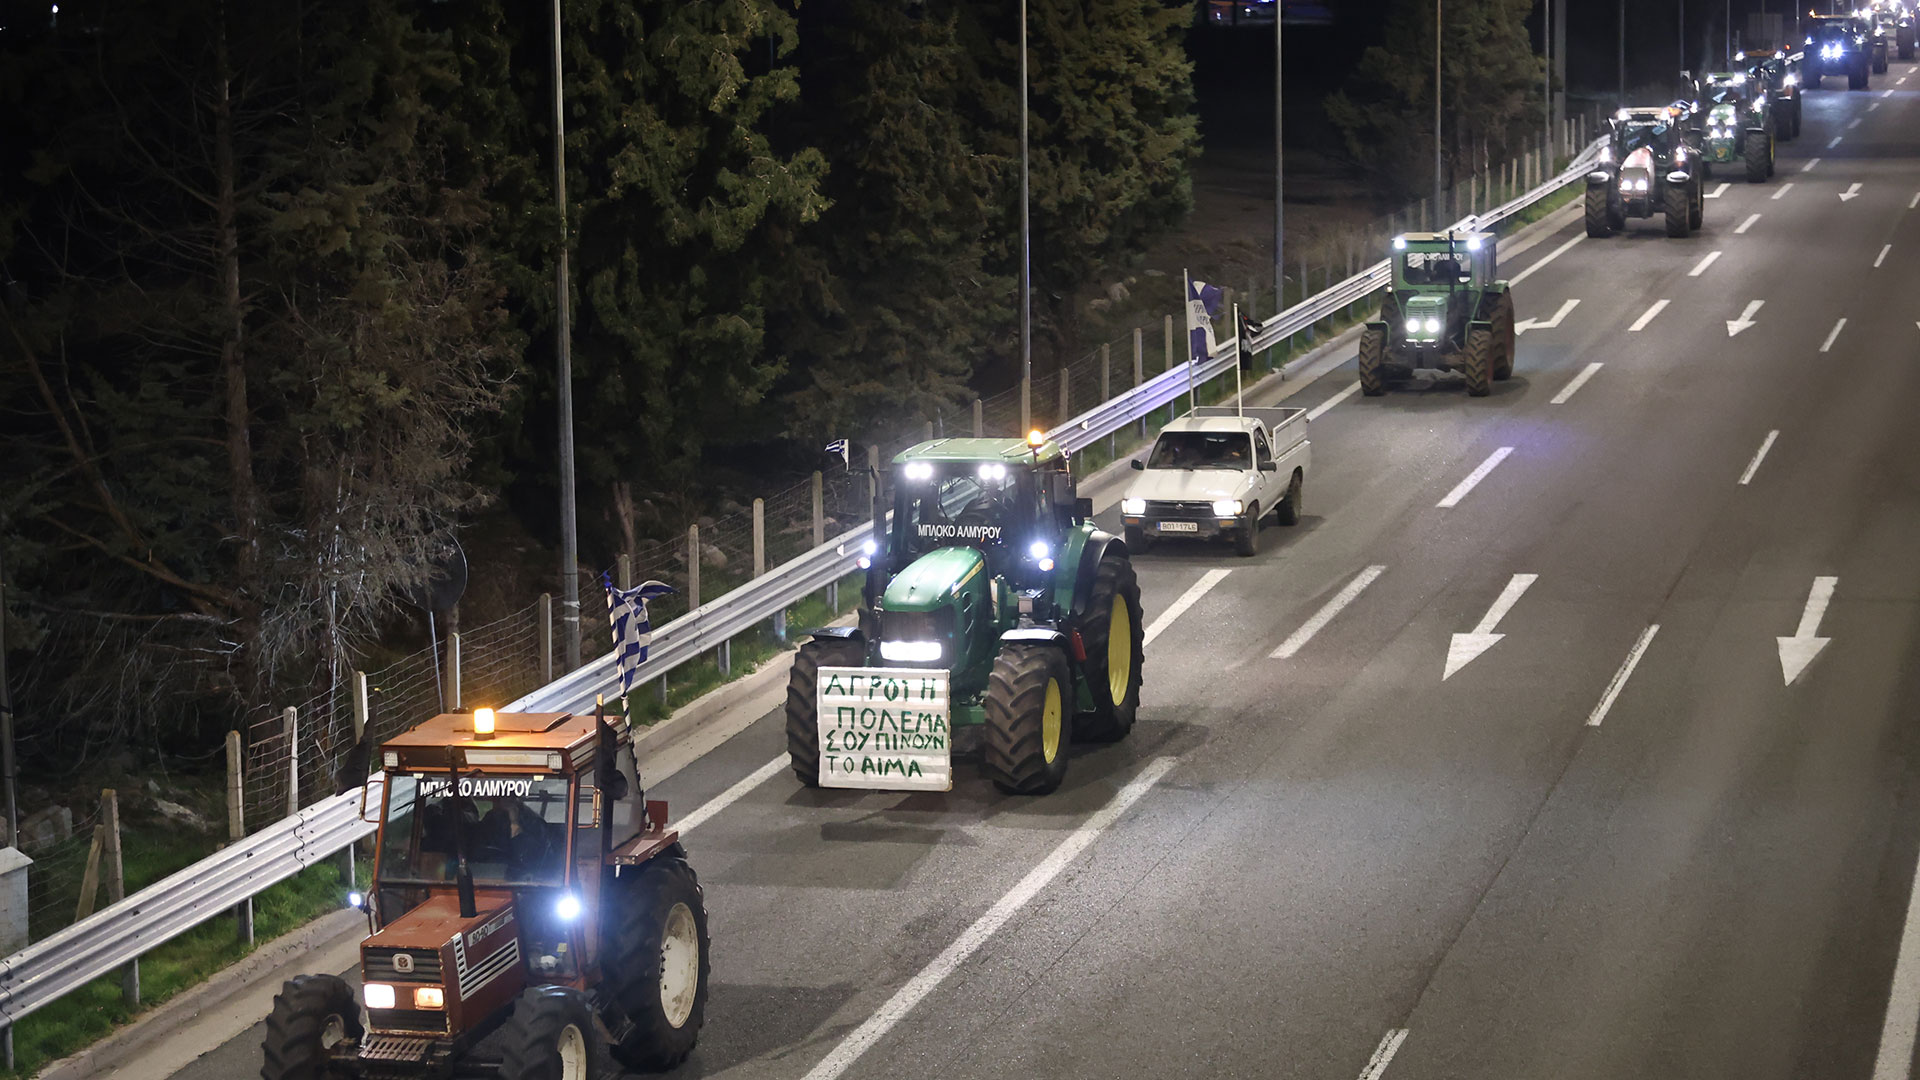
[555,893,582,921]
[1028,540,1053,572]
[1786,72,1798,84]
[1120,498,1146,516]
[1600,145,1612,162]
[977,462,1006,481]
[1405,317,1422,334]
[413,986,445,1010]
[1423,317,1442,333]
[880,639,943,662]
[903,462,934,482]
[1212,499,1244,517]
[1674,147,1687,163]
[1393,236,1407,250]
[857,538,877,570]
[1636,178,1649,190]
[346,891,364,910]
[364,983,396,1010]
[1466,235,1482,251]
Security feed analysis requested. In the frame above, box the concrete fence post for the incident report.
[1300,255,1313,345]
[1132,327,1146,440]
[73,824,103,921]
[688,525,701,613]
[284,707,299,818]
[227,730,253,943]
[617,553,632,591]
[972,398,983,437]
[923,419,934,442]
[1100,343,1113,458]
[446,633,461,712]
[538,593,553,683]
[102,788,137,1005]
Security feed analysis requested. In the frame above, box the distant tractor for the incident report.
[1356,231,1515,398]
[262,707,709,1078]
[1741,48,1803,139]
[1585,105,1705,239]
[1804,14,1872,89]
[1694,71,1776,182]
[785,435,1144,796]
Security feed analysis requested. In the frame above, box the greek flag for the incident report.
[1185,273,1223,365]
[824,438,849,467]
[604,573,675,693]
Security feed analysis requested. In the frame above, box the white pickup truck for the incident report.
[1118,405,1310,556]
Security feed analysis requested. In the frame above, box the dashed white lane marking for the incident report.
[1910,192,1919,209]
[1735,213,1761,234]
[1551,362,1603,404]
[1739,429,1780,486]
[1688,250,1722,276]
[1272,565,1387,659]
[1306,380,1363,421]
[1872,848,1920,1080]
[1586,624,1661,727]
[800,756,1179,1080]
[1629,299,1670,332]
[1359,1030,1411,1080]
[1705,181,1732,199]
[675,755,789,834]
[1871,102,1882,111]
[1902,74,1911,84]
[1436,447,1514,508]
[1145,568,1232,646]
[1849,118,1864,129]
[1830,135,1846,148]
[1508,234,1584,285]
[1821,318,1848,353]
[1803,157,1823,172]
[1878,244,1893,268]
[1884,88,1898,97]
[1773,182,1796,200]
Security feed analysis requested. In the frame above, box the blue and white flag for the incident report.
[604,573,676,694]
[1185,274,1223,365]
[823,439,850,468]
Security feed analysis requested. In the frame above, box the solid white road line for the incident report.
[1586,624,1661,727]
[1821,318,1848,353]
[1735,213,1761,234]
[675,755,789,834]
[1145,568,1232,646]
[1688,251,1722,277]
[1878,244,1893,268]
[1551,362,1603,404]
[1359,1030,1410,1080]
[800,756,1179,1080]
[1871,851,1920,1080]
[1629,299,1670,332]
[1436,447,1514,508]
[1773,182,1795,200]
[1803,157,1823,172]
[1508,234,1583,285]
[1911,192,1920,209]
[1830,136,1846,148]
[1705,181,1732,199]
[1272,565,1386,659]
[1306,380,1364,421]
[1739,430,1780,486]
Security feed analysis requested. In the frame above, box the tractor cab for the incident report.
[1697,73,1759,163]
[1389,232,1497,351]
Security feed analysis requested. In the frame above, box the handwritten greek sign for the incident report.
[816,666,951,791]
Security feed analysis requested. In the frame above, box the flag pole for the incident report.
[1183,270,1197,415]
[1232,303,1244,417]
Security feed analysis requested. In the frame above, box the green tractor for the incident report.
[1357,231,1515,398]
[785,436,1144,796]
[1694,71,1776,182]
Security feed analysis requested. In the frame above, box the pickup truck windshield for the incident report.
[1147,431,1253,470]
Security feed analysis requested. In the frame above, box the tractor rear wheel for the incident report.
[786,637,866,786]
[983,643,1073,795]
[1358,326,1388,396]
[500,987,600,1080]
[603,851,710,1071]
[1489,292,1516,380]
[1274,469,1303,526]
[261,975,360,1080]
[1584,184,1613,238]
[1664,183,1690,237]
[1075,548,1143,743]
[1745,133,1769,182]
[1689,180,1704,229]
[1460,328,1493,397]
[1850,66,1868,89]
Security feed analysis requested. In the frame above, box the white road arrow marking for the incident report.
[1727,300,1764,337]
[1878,244,1893,267]
[1841,182,1864,201]
[1514,298,1580,335]
[1629,299,1670,332]
[1551,362,1603,404]
[1688,250,1722,276]
[1735,213,1761,234]
[1445,573,1537,680]
[1777,576,1837,685]
[1272,565,1386,659]
[1739,430,1779,485]
[1822,317,1848,352]
[1773,182,1796,200]
[1705,181,1732,199]
[1436,447,1513,508]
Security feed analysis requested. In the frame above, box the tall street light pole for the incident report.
[1435,0,1444,220]
[1545,0,1553,159]
[1619,0,1628,106]
[1275,8,1284,308]
[1019,0,1032,436]
[552,0,580,672]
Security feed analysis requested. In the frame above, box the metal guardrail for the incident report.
[0,140,1605,1042]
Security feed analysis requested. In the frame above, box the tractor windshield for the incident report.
[1617,122,1668,155]
[890,463,1037,561]
[1400,250,1471,286]
[378,773,572,887]
[1146,430,1253,470]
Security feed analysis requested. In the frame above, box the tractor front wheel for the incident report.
[1489,292,1516,380]
[1745,132,1770,182]
[1584,184,1613,238]
[1664,183,1691,237]
[261,975,360,1080]
[983,643,1073,795]
[1358,326,1388,396]
[500,987,601,1080]
[603,851,710,1072]
[1075,548,1143,743]
[786,636,866,786]
[1460,328,1493,397]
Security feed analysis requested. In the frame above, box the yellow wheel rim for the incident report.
[1041,678,1062,763]
[1107,594,1132,706]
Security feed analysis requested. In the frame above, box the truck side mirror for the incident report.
[1259,461,1278,472]
[1129,459,1145,471]
[1049,473,1075,507]
[1074,497,1094,520]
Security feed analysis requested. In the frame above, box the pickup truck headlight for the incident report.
[879,640,943,663]
[1120,498,1147,515]
[1212,499,1244,517]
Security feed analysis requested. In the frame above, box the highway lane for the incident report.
[159,63,1920,1080]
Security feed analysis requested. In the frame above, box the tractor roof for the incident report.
[1394,231,1493,249]
[894,437,1063,465]
[382,711,610,773]
[1704,71,1747,84]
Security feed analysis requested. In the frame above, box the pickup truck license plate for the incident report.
[1158,521,1199,533]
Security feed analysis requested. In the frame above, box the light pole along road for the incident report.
[167,63,1920,1080]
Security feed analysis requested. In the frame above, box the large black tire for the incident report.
[1074,548,1143,743]
[982,643,1072,795]
[1274,469,1303,526]
[1358,326,1388,396]
[260,975,360,1080]
[1460,327,1493,397]
[1689,179,1704,229]
[1850,66,1869,89]
[1584,183,1613,238]
[1664,182,1690,237]
[603,852,710,1071]
[1488,291,1515,380]
[1234,503,1261,557]
[1122,524,1151,553]
[1745,132,1770,183]
[500,987,600,1080]
[785,637,866,786]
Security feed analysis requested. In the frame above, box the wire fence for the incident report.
[21,805,105,945]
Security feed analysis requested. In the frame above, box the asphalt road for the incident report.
[168,66,1920,1080]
